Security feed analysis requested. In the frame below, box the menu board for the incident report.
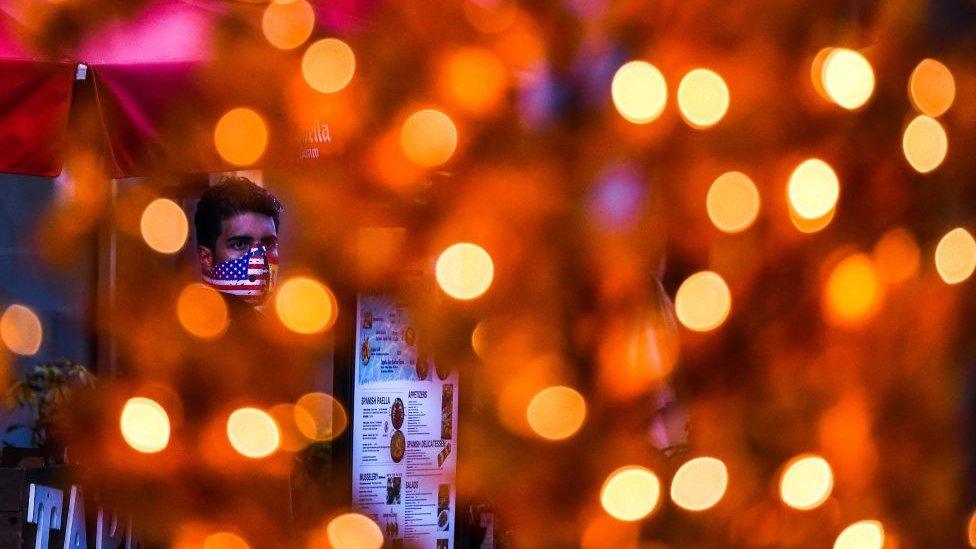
[353,293,458,548]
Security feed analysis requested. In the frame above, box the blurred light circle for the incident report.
[295,392,348,441]
[779,454,833,510]
[302,38,356,93]
[834,520,884,549]
[706,171,760,233]
[261,0,315,50]
[140,198,188,254]
[526,386,587,441]
[822,48,875,110]
[909,58,955,117]
[177,283,228,339]
[435,242,494,300]
[677,68,730,129]
[440,47,509,116]
[670,457,729,511]
[872,227,920,284]
[824,253,884,326]
[0,304,42,356]
[902,115,948,174]
[326,513,383,549]
[214,108,269,167]
[611,61,667,124]
[600,465,662,521]
[400,109,458,167]
[269,403,314,452]
[675,271,732,332]
[935,227,976,285]
[203,532,249,549]
[226,407,280,459]
[274,276,338,334]
[788,158,840,220]
[120,397,171,453]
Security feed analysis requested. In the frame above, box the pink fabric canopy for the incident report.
[0,0,376,177]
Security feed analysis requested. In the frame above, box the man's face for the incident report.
[198,212,278,271]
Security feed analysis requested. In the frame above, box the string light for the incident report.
[214,108,268,166]
[779,454,833,510]
[677,69,730,129]
[600,466,662,521]
[261,0,314,50]
[326,513,384,549]
[120,397,171,454]
[275,276,338,334]
[435,243,494,300]
[902,115,948,174]
[226,407,281,459]
[834,520,884,549]
[670,457,729,511]
[788,159,840,220]
[935,228,976,284]
[526,386,587,441]
[400,109,458,167]
[909,58,955,117]
[706,171,760,233]
[302,38,356,93]
[675,271,732,332]
[822,48,875,110]
[140,198,188,254]
[611,61,667,124]
[0,304,43,356]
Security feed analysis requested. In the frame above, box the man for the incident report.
[193,175,282,319]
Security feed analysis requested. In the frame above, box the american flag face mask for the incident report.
[202,245,279,304]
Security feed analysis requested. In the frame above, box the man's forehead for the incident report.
[220,212,277,238]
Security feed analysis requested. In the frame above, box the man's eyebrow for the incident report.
[225,235,253,242]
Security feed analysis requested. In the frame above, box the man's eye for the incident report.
[232,241,248,250]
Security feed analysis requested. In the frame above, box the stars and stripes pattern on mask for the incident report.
[202,245,279,304]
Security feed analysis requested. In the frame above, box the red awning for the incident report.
[0,0,376,178]
[0,8,75,177]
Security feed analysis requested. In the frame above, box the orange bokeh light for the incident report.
[525,385,586,441]
[435,242,494,300]
[274,276,338,334]
[226,407,280,459]
[325,513,383,549]
[262,0,315,50]
[177,283,228,339]
[600,465,662,521]
[400,109,458,167]
[439,47,509,116]
[302,38,356,93]
[214,108,269,167]
[909,58,955,117]
[778,454,833,510]
[823,253,884,327]
[140,198,188,254]
[0,304,43,356]
[119,397,171,454]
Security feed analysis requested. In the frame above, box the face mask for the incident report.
[202,245,279,304]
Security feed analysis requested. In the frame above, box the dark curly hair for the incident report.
[194,176,282,252]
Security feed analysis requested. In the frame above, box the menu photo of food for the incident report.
[391,397,405,430]
[390,430,405,463]
[441,384,453,440]
[437,484,451,532]
[386,475,402,505]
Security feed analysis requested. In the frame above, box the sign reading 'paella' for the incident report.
[352,292,458,548]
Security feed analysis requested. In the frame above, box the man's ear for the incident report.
[197,245,214,272]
